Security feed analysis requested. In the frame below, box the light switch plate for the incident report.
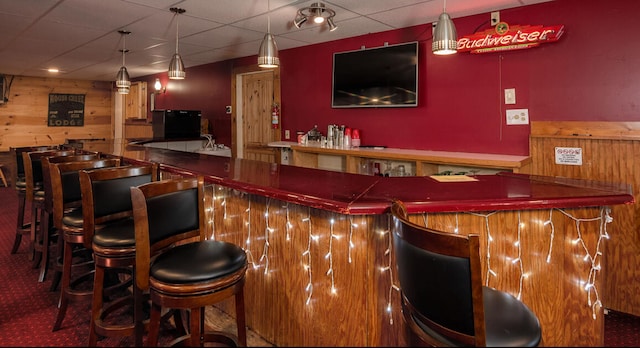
[504,88,516,104]
[506,109,529,125]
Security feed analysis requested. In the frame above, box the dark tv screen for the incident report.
[332,41,418,108]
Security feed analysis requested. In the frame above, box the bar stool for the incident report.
[49,158,121,332]
[79,163,159,346]
[10,145,59,255]
[130,176,248,346]
[0,164,7,187]
[22,149,75,262]
[38,153,100,284]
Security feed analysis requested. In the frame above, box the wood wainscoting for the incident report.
[529,121,640,317]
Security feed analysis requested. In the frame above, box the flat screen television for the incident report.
[332,41,418,108]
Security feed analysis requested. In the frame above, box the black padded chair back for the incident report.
[391,200,483,346]
[23,149,75,200]
[50,158,121,231]
[42,153,100,212]
[11,145,58,186]
[80,163,159,249]
[131,176,206,291]
[390,200,542,347]
[146,182,201,245]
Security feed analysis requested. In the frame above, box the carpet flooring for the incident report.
[0,184,638,346]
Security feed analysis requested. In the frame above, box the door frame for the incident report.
[230,64,281,159]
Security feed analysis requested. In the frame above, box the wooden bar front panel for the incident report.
[202,183,607,346]
[530,121,640,317]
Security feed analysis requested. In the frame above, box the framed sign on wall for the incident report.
[48,93,85,126]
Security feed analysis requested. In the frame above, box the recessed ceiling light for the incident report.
[48,68,59,73]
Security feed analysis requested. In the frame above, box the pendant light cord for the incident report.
[267,0,271,34]
[122,34,126,66]
[175,12,180,54]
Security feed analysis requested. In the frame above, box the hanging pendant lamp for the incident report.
[168,7,186,79]
[258,0,279,68]
[115,30,131,94]
[432,0,457,55]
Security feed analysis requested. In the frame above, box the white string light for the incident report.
[285,202,292,241]
[553,206,611,319]
[259,198,273,274]
[302,207,314,305]
[244,199,259,270]
[348,216,356,263]
[514,211,524,299]
[325,218,337,294]
[469,211,498,286]
[544,209,554,263]
[203,184,612,327]
[381,213,400,325]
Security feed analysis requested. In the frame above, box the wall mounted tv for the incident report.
[332,41,418,108]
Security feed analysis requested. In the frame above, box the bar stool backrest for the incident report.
[42,153,101,212]
[23,149,76,201]
[130,176,205,291]
[79,163,159,249]
[49,158,121,231]
[10,145,59,188]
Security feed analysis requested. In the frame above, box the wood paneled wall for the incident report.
[529,121,640,317]
[0,75,114,152]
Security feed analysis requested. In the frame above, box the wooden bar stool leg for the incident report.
[53,238,73,331]
[11,190,28,254]
[0,165,7,187]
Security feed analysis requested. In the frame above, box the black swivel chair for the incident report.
[79,163,159,346]
[130,176,248,346]
[390,200,542,347]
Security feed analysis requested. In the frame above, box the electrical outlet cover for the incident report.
[506,109,529,125]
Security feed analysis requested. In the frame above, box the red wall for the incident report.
[139,0,640,156]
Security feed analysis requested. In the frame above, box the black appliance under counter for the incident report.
[152,109,201,140]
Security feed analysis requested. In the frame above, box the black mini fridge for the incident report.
[152,109,201,140]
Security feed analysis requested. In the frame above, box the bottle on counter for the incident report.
[351,129,360,148]
[344,128,351,149]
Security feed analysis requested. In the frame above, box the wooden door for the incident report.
[231,67,280,162]
[124,81,147,119]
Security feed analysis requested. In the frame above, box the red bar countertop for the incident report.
[92,140,635,215]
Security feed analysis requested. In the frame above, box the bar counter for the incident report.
[83,139,634,346]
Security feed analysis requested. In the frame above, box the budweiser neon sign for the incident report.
[457,22,564,53]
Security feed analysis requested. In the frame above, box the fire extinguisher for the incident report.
[271,102,280,129]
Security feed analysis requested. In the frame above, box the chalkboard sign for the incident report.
[48,93,85,127]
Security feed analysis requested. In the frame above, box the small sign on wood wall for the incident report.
[48,93,85,126]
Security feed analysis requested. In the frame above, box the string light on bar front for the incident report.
[206,184,216,239]
[544,209,555,263]
[554,206,611,319]
[380,214,400,324]
[348,216,356,263]
[244,199,259,269]
[259,198,273,274]
[325,218,337,295]
[302,207,314,305]
[468,211,498,286]
[285,203,292,241]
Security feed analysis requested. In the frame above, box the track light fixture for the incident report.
[115,30,131,95]
[293,2,338,32]
[168,7,186,79]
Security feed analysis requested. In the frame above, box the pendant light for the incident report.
[115,30,131,94]
[168,7,186,79]
[432,0,457,55]
[258,0,279,68]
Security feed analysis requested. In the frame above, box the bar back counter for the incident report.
[79,138,633,347]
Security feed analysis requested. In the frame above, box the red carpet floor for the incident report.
[0,184,638,346]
